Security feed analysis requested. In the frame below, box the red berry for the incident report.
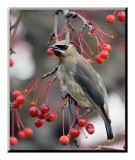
[18,131,26,139]
[77,118,87,127]
[10,59,14,67]
[106,14,116,23]
[95,55,105,64]
[37,111,46,119]
[99,50,109,60]
[86,123,95,134]
[29,107,39,117]
[86,127,95,134]
[24,128,33,137]
[16,95,25,104]
[47,48,55,55]
[35,119,44,128]
[12,101,22,109]
[40,104,50,114]
[123,144,126,150]
[12,90,22,99]
[46,112,57,122]
[86,58,92,64]
[29,101,36,107]
[69,128,80,138]
[102,44,112,52]
[59,136,70,145]
[10,136,18,145]
[86,123,94,130]
[118,11,125,22]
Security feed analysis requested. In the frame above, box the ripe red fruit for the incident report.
[40,104,50,114]
[99,50,109,60]
[29,107,39,117]
[37,111,46,119]
[16,95,25,104]
[86,123,94,130]
[86,123,95,134]
[118,11,125,22]
[24,128,33,137]
[106,14,116,23]
[10,136,18,145]
[18,131,26,139]
[86,127,95,134]
[12,101,22,109]
[59,136,70,145]
[47,48,55,55]
[46,112,57,122]
[69,128,80,138]
[10,59,14,67]
[29,101,36,107]
[35,119,44,128]
[12,90,22,99]
[102,44,112,52]
[95,55,105,64]
[77,118,87,127]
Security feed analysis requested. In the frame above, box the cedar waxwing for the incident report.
[50,40,114,142]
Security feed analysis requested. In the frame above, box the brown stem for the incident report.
[64,10,70,41]
[10,10,25,48]
[90,145,124,151]
[53,15,58,42]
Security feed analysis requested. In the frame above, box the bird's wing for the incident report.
[74,58,110,122]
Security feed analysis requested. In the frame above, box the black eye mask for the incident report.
[55,45,68,50]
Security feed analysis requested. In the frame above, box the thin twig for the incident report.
[90,145,123,151]
[64,10,70,41]
[10,10,25,48]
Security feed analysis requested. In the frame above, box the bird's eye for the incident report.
[55,45,68,50]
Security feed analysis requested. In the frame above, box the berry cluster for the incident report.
[29,103,57,128]
[12,90,26,109]
[10,128,33,146]
[47,10,116,65]
[106,10,125,24]
[10,105,33,146]
[59,116,95,146]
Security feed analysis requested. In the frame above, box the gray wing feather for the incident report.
[74,59,110,122]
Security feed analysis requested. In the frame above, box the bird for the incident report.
[50,39,114,142]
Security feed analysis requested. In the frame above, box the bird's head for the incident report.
[50,40,77,58]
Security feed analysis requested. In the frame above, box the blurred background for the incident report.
[10,9,126,151]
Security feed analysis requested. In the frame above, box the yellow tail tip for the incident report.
[107,138,114,142]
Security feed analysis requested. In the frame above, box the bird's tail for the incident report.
[105,121,114,142]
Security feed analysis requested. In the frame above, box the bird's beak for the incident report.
[50,45,62,56]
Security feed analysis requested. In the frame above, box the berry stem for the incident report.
[62,107,65,136]
[14,109,25,129]
[21,77,41,94]
[45,77,57,104]
[35,84,47,104]
[69,117,75,130]
[79,126,88,139]
[113,10,117,16]
[16,116,21,131]
[11,110,15,137]
[49,96,63,113]
[81,35,94,55]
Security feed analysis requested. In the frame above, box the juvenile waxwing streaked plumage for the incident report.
[50,40,114,142]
